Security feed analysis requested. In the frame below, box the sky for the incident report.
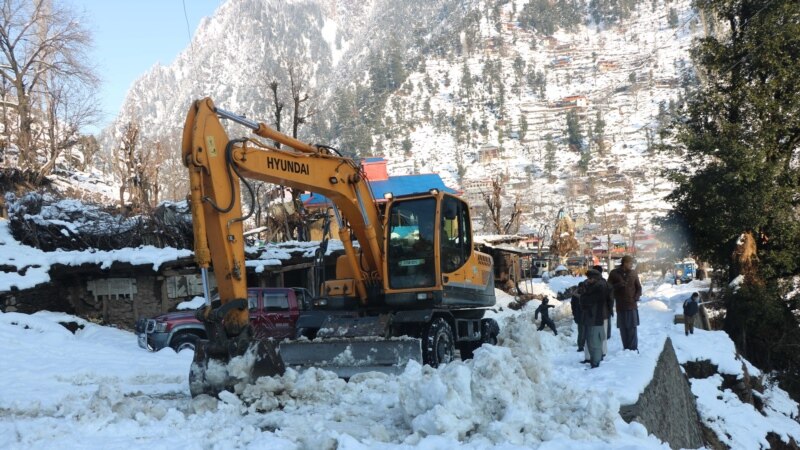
[72,0,224,133]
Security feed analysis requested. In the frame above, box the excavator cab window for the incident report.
[387,198,436,289]
[440,196,472,273]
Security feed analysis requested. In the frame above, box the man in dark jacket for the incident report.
[683,292,700,336]
[608,255,642,351]
[592,265,613,356]
[571,285,585,351]
[535,297,557,335]
[579,269,612,367]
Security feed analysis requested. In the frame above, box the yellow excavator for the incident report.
[182,98,498,396]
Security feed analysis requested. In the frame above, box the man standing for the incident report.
[683,292,700,336]
[571,283,585,352]
[579,269,612,367]
[608,255,642,351]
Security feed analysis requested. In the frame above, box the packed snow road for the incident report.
[1,279,798,449]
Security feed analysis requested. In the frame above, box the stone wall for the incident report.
[619,338,705,449]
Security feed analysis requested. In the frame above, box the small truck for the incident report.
[135,287,310,352]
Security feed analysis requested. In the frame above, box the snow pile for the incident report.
[397,314,619,446]
[1,278,799,449]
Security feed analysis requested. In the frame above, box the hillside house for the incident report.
[550,56,572,68]
[478,145,500,163]
[556,95,589,109]
[597,60,619,72]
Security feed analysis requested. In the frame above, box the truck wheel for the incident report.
[171,333,199,353]
[423,317,455,367]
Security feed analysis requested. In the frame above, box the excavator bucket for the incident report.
[279,315,423,378]
[189,338,286,397]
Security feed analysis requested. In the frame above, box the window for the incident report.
[387,198,436,289]
[87,278,137,303]
[248,291,259,311]
[264,293,290,311]
[440,196,472,273]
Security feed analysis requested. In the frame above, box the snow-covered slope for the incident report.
[2,279,798,449]
[101,0,703,234]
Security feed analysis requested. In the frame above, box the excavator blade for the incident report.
[277,314,422,377]
[278,338,422,378]
[189,338,285,397]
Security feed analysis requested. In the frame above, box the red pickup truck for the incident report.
[135,287,311,352]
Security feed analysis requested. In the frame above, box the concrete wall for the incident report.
[619,338,705,449]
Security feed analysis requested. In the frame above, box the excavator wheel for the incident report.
[189,338,285,397]
[457,319,500,360]
[423,317,455,367]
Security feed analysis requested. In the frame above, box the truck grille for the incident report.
[136,318,156,333]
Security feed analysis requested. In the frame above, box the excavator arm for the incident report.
[182,98,384,336]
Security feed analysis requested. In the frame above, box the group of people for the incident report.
[535,255,703,369]
[567,255,642,368]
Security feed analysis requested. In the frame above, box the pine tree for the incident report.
[544,134,557,179]
[565,110,583,151]
[593,110,606,154]
[661,0,800,400]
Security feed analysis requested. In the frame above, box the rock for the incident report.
[620,338,705,449]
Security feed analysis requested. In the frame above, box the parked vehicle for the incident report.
[674,259,697,284]
[135,287,308,352]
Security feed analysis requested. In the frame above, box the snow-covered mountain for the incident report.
[103,0,703,233]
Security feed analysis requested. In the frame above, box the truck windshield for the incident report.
[386,197,436,289]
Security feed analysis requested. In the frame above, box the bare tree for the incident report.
[550,209,579,263]
[287,60,315,139]
[114,120,140,207]
[0,0,98,171]
[483,177,522,234]
[268,80,283,148]
[37,70,99,182]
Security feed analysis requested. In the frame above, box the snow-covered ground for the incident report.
[1,278,798,449]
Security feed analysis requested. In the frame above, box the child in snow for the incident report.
[683,292,700,336]
[535,297,557,335]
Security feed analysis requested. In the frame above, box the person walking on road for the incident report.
[608,255,642,351]
[683,292,700,336]
[535,297,558,335]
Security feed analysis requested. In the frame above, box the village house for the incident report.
[0,243,344,330]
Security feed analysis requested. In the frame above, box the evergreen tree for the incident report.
[668,7,679,28]
[661,0,800,399]
[544,134,557,178]
[593,110,606,154]
[565,110,583,151]
[460,61,474,99]
[519,115,529,141]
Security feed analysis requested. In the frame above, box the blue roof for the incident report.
[301,174,456,207]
